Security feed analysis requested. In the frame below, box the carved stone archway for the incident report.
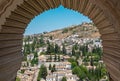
[0,0,120,81]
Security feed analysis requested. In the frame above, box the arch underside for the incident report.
[0,0,120,81]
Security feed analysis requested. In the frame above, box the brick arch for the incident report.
[0,0,120,81]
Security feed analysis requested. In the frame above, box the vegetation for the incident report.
[58,55,60,62]
[61,77,67,81]
[62,43,66,55]
[16,77,20,81]
[51,64,56,73]
[21,23,108,81]
[37,64,47,81]
[49,64,52,70]
[55,44,60,53]
[31,51,38,66]
[23,35,45,57]
[20,69,25,74]
[68,44,108,81]
[46,41,65,55]
[62,28,68,33]
[31,58,38,66]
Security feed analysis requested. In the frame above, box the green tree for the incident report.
[16,77,20,81]
[25,44,31,54]
[71,62,77,69]
[51,64,56,73]
[72,66,81,75]
[68,58,77,64]
[53,64,56,71]
[39,36,45,47]
[54,54,57,62]
[58,55,60,62]
[61,77,67,81]
[46,40,54,54]
[31,43,35,53]
[90,57,94,66]
[50,43,55,53]
[75,51,80,60]
[72,46,75,56]
[55,44,59,53]
[79,45,88,56]
[68,58,75,62]
[21,69,25,74]
[49,36,53,40]
[46,43,54,54]
[50,54,52,61]
[34,51,38,58]
[49,64,52,70]
[37,64,47,80]
[72,66,88,80]
[74,43,78,50]
[46,43,51,54]
[62,28,68,33]
[62,44,66,54]
[31,58,38,66]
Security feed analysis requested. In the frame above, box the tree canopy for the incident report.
[61,77,67,81]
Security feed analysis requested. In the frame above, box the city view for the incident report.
[0,0,119,81]
[16,6,109,81]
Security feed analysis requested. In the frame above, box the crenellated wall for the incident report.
[0,0,120,81]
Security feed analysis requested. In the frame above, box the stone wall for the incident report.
[0,0,120,81]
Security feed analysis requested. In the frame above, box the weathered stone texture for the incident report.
[0,0,120,81]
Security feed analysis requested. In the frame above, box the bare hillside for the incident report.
[43,22,100,39]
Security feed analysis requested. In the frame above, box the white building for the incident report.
[46,70,78,81]
[38,55,46,67]
[27,54,34,61]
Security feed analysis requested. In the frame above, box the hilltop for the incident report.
[43,22,100,39]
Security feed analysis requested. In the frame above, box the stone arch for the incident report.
[0,0,120,81]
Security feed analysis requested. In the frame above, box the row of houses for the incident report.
[38,55,70,67]
[37,54,78,81]
[46,70,78,81]
[46,62,79,81]
[17,67,38,81]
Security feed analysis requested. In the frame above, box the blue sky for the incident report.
[24,5,91,35]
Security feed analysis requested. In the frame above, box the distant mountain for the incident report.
[43,22,100,39]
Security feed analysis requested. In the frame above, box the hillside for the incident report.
[43,22,100,39]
